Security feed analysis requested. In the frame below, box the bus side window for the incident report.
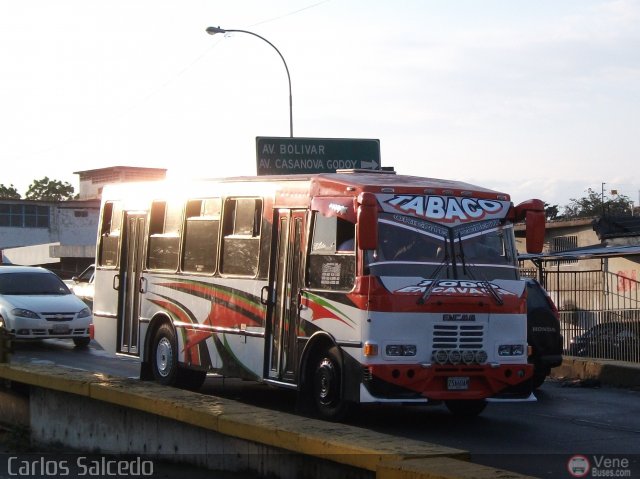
[220,198,262,277]
[98,201,122,267]
[182,198,221,274]
[307,214,355,291]
[147,200,181,271]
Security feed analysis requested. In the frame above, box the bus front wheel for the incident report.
[151,323,178,386]
[312,346,351,421]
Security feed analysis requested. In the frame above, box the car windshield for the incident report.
[0,272,71,295]
[75,265,95,283]
[366,213,519,281]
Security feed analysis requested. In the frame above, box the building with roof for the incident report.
[0,166,166,277]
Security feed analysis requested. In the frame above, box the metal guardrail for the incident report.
[521,268,640,363]
[559,310,640,363]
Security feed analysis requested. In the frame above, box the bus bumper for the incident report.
[362,363,534,402]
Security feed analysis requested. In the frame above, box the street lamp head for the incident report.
[206,26,226,35]
[204,24,294,137]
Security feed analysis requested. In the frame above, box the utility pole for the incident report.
[601,182,606,216]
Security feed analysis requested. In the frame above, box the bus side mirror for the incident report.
[514,199,545,254]
[357,192,378,250]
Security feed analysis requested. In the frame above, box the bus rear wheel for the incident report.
[445,399,487,417]
[312,346,351,421]
[151,324,178,386]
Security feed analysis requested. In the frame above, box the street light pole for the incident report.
[206,26,294,138]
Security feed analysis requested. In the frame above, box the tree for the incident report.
[563,188,633,218]
[25,177,76,201]
[544,202,560,220]
[0,184,21,199]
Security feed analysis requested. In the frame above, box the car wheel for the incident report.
[312,346,351,421]
[73,337,91,348]
[445,399,487,417]
[151,323,178,386]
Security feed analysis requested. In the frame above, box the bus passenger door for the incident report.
[267,210,305,382]
[117,213,146,356]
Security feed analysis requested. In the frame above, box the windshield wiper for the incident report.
[456,234,504,306]
[417,236,450,305]
[457,232,467,275]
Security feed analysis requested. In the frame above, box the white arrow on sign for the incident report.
[360,160,379,169]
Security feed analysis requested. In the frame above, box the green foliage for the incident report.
[544,203,559,220]
[563,188,633,218]
[0,184,21,199]
[25,177,76,201]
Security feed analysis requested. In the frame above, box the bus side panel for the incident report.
[141,274,267,379]
[299,293,367,397]
[209,334,264,379]
[299,292,364,344]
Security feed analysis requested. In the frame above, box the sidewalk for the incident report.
[550,356,640,389]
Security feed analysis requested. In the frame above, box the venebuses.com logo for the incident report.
[567,454,632,478]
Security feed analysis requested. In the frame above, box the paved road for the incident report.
[11,339,640,478]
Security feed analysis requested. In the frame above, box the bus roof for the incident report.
[101,170,510,203]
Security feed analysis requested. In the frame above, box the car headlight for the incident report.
[11,308,40,319]
[77,308,92,319]
[498,344,526,356]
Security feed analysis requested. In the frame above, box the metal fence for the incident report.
[521,268,640,363]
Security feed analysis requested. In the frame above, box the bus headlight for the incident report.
[448,349,462,364]
[433,349,449,364]
[462,350,476,365]
[475,350,488,364]
[386,344,417,356]
[498,344,526,356]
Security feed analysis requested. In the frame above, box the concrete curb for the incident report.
[0,363,536,479]
[550,357,640,388]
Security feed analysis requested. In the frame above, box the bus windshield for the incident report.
[365,213,519,281]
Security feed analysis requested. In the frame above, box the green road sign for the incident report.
[256,137,381,175]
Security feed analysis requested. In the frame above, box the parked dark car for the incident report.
[526,279,563,388]
[568,321,640,361]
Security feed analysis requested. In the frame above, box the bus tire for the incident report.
[445,399,487,417]
[151,323,178,386]
[312,346,351,421]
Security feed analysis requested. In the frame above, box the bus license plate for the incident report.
[52,324,70,334]
[447,377,469,390]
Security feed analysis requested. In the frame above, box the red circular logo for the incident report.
[567,455,591,477]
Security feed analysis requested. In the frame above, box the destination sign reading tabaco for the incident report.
[256,137,381,175]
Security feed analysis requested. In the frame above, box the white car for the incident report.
[66,264,95,309]
[0,266,92,347]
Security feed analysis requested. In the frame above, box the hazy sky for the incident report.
[2,0,639,208]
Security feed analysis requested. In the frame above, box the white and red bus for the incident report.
[92,170,545,419]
